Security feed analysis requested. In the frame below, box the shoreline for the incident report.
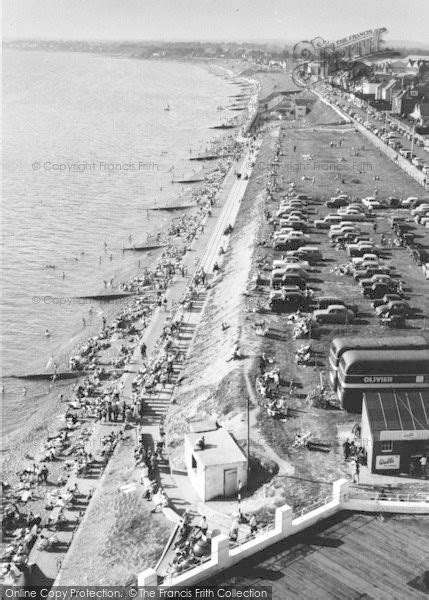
[1,61,258,449]
[1,69,261,584]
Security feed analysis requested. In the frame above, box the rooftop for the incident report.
[186,428,247,466]
[364,390,429,434]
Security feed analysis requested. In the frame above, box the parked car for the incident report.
[352,253,379,266]
[289,246,322,263]
[315,296,358,316]
[269,290,306,312]
[281,274,307,290]
[362,197,382,210]
[314,215,343,229]
[372,294,404,309]
[326,195,349,208]
[359,274,396,289]
[363,282,395,299]
[313,305,355,324]
[354,266,391,281]
[401,196,418,207]
[375,300,411,317]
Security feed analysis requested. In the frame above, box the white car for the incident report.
[352,253,379,266]
[401,196,418,207]
[272,259,310,270]
[362,197,382,210]
[411,204,429,216]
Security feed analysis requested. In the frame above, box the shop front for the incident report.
[361,390,429,478]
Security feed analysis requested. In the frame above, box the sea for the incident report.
[1,48,236,438]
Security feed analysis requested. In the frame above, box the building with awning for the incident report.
[361,390,429,477]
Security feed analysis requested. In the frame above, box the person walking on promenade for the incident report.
[199,516,208,537]
[353,458,360,483]
[229,517,239,542]
[140,342,147,359]
[249,514,258,536]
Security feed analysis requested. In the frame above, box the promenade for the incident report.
[53,139,261,585]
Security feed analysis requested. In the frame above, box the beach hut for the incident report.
[184,421,248,502]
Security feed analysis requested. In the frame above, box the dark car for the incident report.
[372,294,403,309]
[281,274,307,290]
[375,301,411,317]
[326,196,349,208]
[273,239,301,251]
[364,282,395,299]
[269,290,306,312]
[354,266,391,281]
[359,274,395,289]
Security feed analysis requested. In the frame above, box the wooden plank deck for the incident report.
[209,512,429,600]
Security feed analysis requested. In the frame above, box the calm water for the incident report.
[2,49,234,435]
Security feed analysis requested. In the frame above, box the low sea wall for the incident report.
[138,478,429,587]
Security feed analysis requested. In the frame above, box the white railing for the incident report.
[298,495,333,517]
[349,489,429,503]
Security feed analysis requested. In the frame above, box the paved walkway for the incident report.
[49,141,261,584]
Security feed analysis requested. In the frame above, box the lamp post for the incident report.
[410,121,416,157]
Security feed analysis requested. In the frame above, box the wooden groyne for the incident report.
[123,244,167,251]
[173,176,205,184]
[189,154,222,161]
[147,204,198,212]
[209,124,236,130]
[73,292,136,301]
[7,371,87,381]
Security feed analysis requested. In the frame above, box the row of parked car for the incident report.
[269,194,321,313]
[316,83,429,172]
[321,197,416,326]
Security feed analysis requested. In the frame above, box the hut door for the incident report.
[224,468,237,497]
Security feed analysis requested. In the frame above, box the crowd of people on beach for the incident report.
[1,129,257,586]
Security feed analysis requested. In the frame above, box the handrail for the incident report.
[229,521,276,551]
[349,489,428,503]
[298,495,333,517]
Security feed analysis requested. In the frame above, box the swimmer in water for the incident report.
[45,329,51,337]
[88,306,94,314]
[1,385,5,394]
[62,272,65,279]
[23,387,27,396]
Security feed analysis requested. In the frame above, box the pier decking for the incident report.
[210,511,429,600]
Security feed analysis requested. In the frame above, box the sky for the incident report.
[3,0,429,45]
